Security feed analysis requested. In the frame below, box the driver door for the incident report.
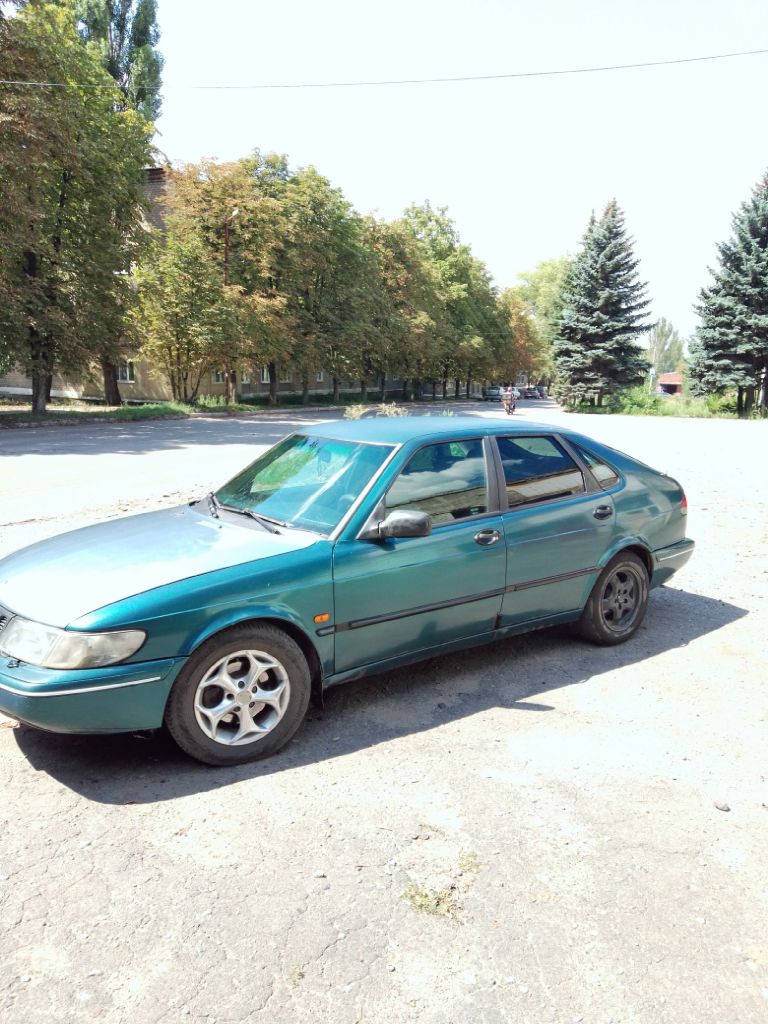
[331,437,506,674]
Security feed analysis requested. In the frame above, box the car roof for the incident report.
[298,415,574,446]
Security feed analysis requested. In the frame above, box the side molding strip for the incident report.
[322,566,599,635]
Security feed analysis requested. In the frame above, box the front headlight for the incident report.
[0,616,145,670]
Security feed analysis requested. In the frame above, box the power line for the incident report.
[1,46,767,92]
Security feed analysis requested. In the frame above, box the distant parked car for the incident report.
[522,387,540,399]
[482,385,504,401]
[535,386,548,398]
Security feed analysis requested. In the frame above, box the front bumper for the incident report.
[0,657,186,734]
[651,537,695,587]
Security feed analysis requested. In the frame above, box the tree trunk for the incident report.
[379,373,386,402]
[224,369,237,405]
[402,378,409,401]
[102,359,122,406]
[744,385,755,417]
[268,361,277,405]
[332,376,340,403]
[302,375,309,405]
[737,387,744,417]
[31,371,48,415]
[454,378,460,398]
[442,378,448,399]
[465,379,470,398]
[360,378,368,402]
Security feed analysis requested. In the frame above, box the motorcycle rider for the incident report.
[502,385,516,415]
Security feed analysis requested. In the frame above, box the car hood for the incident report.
[0,506,318,628]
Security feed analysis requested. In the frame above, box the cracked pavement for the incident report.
[1,405,767,1023]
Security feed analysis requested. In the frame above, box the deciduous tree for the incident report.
[647,317,684,377]
[0,2,151,413]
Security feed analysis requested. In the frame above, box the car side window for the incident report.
[568,442,621,488]
[385,440,488,525]
[497,435,586,508]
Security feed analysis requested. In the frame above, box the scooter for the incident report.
[503,397,515,415]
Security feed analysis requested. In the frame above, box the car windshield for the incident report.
[214,434,394,537]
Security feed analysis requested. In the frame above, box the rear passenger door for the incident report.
[494,434,617,625]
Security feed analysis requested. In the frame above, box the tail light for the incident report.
[680,494,688,516]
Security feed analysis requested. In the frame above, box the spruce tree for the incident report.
[554,200,652,406]
[689,172,768,416]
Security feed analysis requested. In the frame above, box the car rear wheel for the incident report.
[164,623,311,766]
[577,552,649,645]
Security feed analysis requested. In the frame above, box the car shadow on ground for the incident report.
[13,586,746,803]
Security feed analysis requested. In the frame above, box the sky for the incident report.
[154,0,768,338]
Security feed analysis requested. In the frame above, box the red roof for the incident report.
[658,372,683,385]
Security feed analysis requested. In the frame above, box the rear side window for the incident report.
[569,442,621,489]
[497,435,585,508]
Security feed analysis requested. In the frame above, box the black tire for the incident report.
[164,623,311,766]
[577,551,649,646]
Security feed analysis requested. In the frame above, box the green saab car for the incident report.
[0,417,693,766]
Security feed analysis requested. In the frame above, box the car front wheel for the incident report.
[165,623,311,766]
[577,552,649,645]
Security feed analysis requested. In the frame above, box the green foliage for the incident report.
[132,161,515,406]
[647,317,685,375]
[16,0,165,119]
[498,289,550,382]
[131,225,243,403]
[510,255,573,375]
[0,401,190,426]
[403,202,511,387]
[689,171,768,416]
[573,385,738,419]
[553,201,652,407]
[704,392,738,416]
[0,2,152,412]
[402,882,460,919]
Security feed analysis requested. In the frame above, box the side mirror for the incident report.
[360,509,432,541]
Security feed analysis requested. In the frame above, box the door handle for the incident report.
[593,505,613,520]
[474,529,501,546]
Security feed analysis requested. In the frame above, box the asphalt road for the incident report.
[1,401,767,1024]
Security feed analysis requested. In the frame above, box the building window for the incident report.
[117,361,135,383]
[279,367,292,384]
[240,372,251,385]
[260,366,270,384]
[315,370,324,383]
[212,370,225,384]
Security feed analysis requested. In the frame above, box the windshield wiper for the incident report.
[206,491,220,519]
[217,503,282,534]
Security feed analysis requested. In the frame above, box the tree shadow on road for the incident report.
[12,585,748,804]
[0,414,329,459]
